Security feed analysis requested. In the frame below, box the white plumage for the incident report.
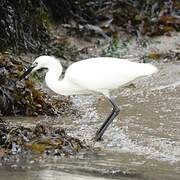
[21,55,157,141]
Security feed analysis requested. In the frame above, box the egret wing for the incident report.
[65,58,156,91]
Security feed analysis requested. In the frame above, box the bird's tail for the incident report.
[139,63,158,76]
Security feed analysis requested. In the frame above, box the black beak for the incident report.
[19,65,35,81]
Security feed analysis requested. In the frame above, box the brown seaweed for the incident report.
[0,54,75,116]
[0,118,87,157]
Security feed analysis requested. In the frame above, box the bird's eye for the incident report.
[33,62,38,66]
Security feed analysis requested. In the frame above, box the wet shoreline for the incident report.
[1,32,180,179]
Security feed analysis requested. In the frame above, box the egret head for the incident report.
[20,56,61,80]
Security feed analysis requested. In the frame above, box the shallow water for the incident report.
[1,60,180,180]
[1,34,180,180]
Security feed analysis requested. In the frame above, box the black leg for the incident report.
[94,97,120,141]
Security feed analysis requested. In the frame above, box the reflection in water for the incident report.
[0,168,139,180]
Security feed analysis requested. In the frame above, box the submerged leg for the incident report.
[95,97,120,141]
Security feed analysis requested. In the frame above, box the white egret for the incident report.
[20,56,157,141]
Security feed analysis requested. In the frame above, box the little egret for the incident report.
[20,56,157,141]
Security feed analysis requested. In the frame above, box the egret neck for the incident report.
[44,60,66,95]
[45,60,83,96]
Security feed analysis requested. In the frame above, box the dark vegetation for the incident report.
[0,0,179,157]
[0,0,50,53]
[0,0,179,54]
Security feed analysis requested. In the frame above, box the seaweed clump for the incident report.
[0,53,74,116]
[0,118,87,158]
